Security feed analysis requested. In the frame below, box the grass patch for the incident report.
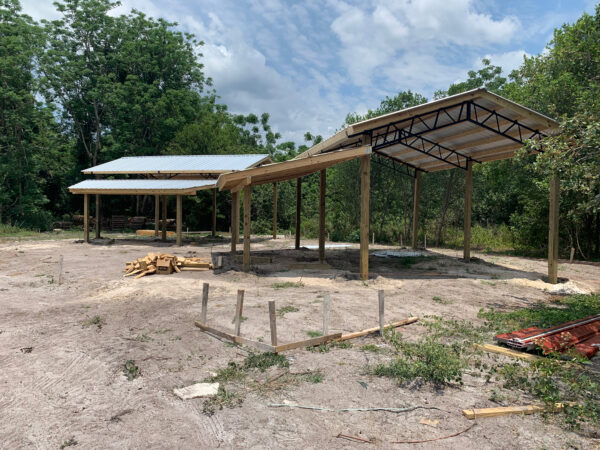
[123,360,140,380]
[306,330,322,338]
[83,315,104,329]
[135,334,152,342]
[206,362,247,383]
[432,296,452,305]
[273,281,304,289]
[277,305,300,317]
[231,315,248,324]
[360,344,383,353]
[243,352,289,372]
[202,387,243,416]
[303,370,324,383]
[59,437,78,449]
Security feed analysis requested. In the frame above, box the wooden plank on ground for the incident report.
[336,317,418,342]
[474,343,541,362]
[194,321,275,352]
[463,402,575,420]
[274,333,342,353]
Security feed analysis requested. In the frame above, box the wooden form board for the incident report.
[463,402,574,419]
[473,343,541,362]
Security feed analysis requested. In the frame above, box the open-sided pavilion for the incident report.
[69,154,270,245]
[216,88,562,283]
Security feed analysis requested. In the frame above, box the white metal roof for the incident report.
[69,179,216,195]
[82,154,271,175]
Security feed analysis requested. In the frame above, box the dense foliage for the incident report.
[0,0,598,259]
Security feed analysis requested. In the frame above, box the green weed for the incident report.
[432,296,452,304]
[135,334,152,342]
[306,330,322,338]
[244,352,289,372]
[273,281,304,289]
[206,362,246,383]
[202,387,243,416]
[123,360,140,380]
[277,305,300,317]
[360,344,383,353]
[83,315,104,328]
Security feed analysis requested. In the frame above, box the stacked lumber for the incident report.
[123,253,214,279]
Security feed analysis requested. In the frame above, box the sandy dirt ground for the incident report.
[1,233,599,449]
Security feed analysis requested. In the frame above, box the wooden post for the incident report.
[360,155,371,280]
[176,194,182,246]
[464,160,473,262]
[200,282,209,323]
[154,195,160,237]
[319,169,326,262]
[161,195,167,241]
[378,290,384,337]
[272,183,278,240]
[234,289,245,336]
[83,193,89,243]
[548,174,560,284]
[243,185,251,272]
[295,177,302,249]
[268,300,277,346]
[95,194,101,239]
[231,191,239,254]
[322,294,331,336]
[412,171,421,249]
[58,255,64,285]
[211,188,217,237]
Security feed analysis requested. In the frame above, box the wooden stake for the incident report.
[243,185,251,272]
[200,282,209,323]
[322,294,331,336]
[412,171,421,249]
[154,195,160,237]
[548,174,560,284]
[176,194,182,246]
[378,290,384,337]
[273,183,278,240]
[58,255,64,285]
[231,190,239,254]
[268,300,278,346]
[83,193,89,243]
[295,177,302,249]
[319,169,326,262]
[95,194,101,239]
[234,289,245,336]
[464,160,472,261]
[161,195,167,242]
[570,247,575,264]
[360,154,371,280]
[212,188,217,237]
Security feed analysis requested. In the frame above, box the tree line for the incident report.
[1,0,599,259]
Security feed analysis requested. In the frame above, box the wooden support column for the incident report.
[548,174,560,284]
[360,155,371,280]
[161,195,167,241]
[412,171,421,249]
[243,185,251,272]
[95,194,101,239]
[319,169,326,262]
[231,191,239,254]
[272,183,278,240]
[211,188,217,237]
[83,194,89,243]
[176,194,182,246]
[154,195,160,237]
[295,177,302,249]
[464,160,473,262]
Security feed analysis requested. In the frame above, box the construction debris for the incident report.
[173,382,219,400]
[462,402,576,419]
[123,253,214,279]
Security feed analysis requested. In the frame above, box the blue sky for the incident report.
[22,0,597,144]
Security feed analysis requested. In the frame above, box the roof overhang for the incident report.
[295,88,559,173]
[68,179,216,195]
[217,146,372,192]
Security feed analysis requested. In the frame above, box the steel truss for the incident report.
[371,152,419,178]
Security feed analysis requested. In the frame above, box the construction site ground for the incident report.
[1,233,599,449]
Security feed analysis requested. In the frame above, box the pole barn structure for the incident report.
[216,88,560,282]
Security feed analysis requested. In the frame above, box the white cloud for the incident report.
[477,50,531,76]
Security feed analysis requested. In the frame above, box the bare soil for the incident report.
[1,234,599,449]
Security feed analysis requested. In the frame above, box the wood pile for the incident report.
[124,253,214,279]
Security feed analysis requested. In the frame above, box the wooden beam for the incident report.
[295,177,302,250]
[464,160,472,262]
[154,195,159,237]
[360,154,371,280]
[194,321,275,352]
[412,171,421,248]
[548,174,560,284]
[211,188,217,237]
[273,333,342,353]
[243,185,251,272]
[319,169,326,262]
[473,343,540,362]
[161,195,167,241]
[231,190,239,254]
[95,194,101,239]
[272,183,277,239]
[176,194,182,246]
[463,403,573,420]
[83,193,89,243]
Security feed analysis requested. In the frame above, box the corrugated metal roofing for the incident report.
[69,179,215,194]
[295,88,559,172]
[82,154,271,175]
